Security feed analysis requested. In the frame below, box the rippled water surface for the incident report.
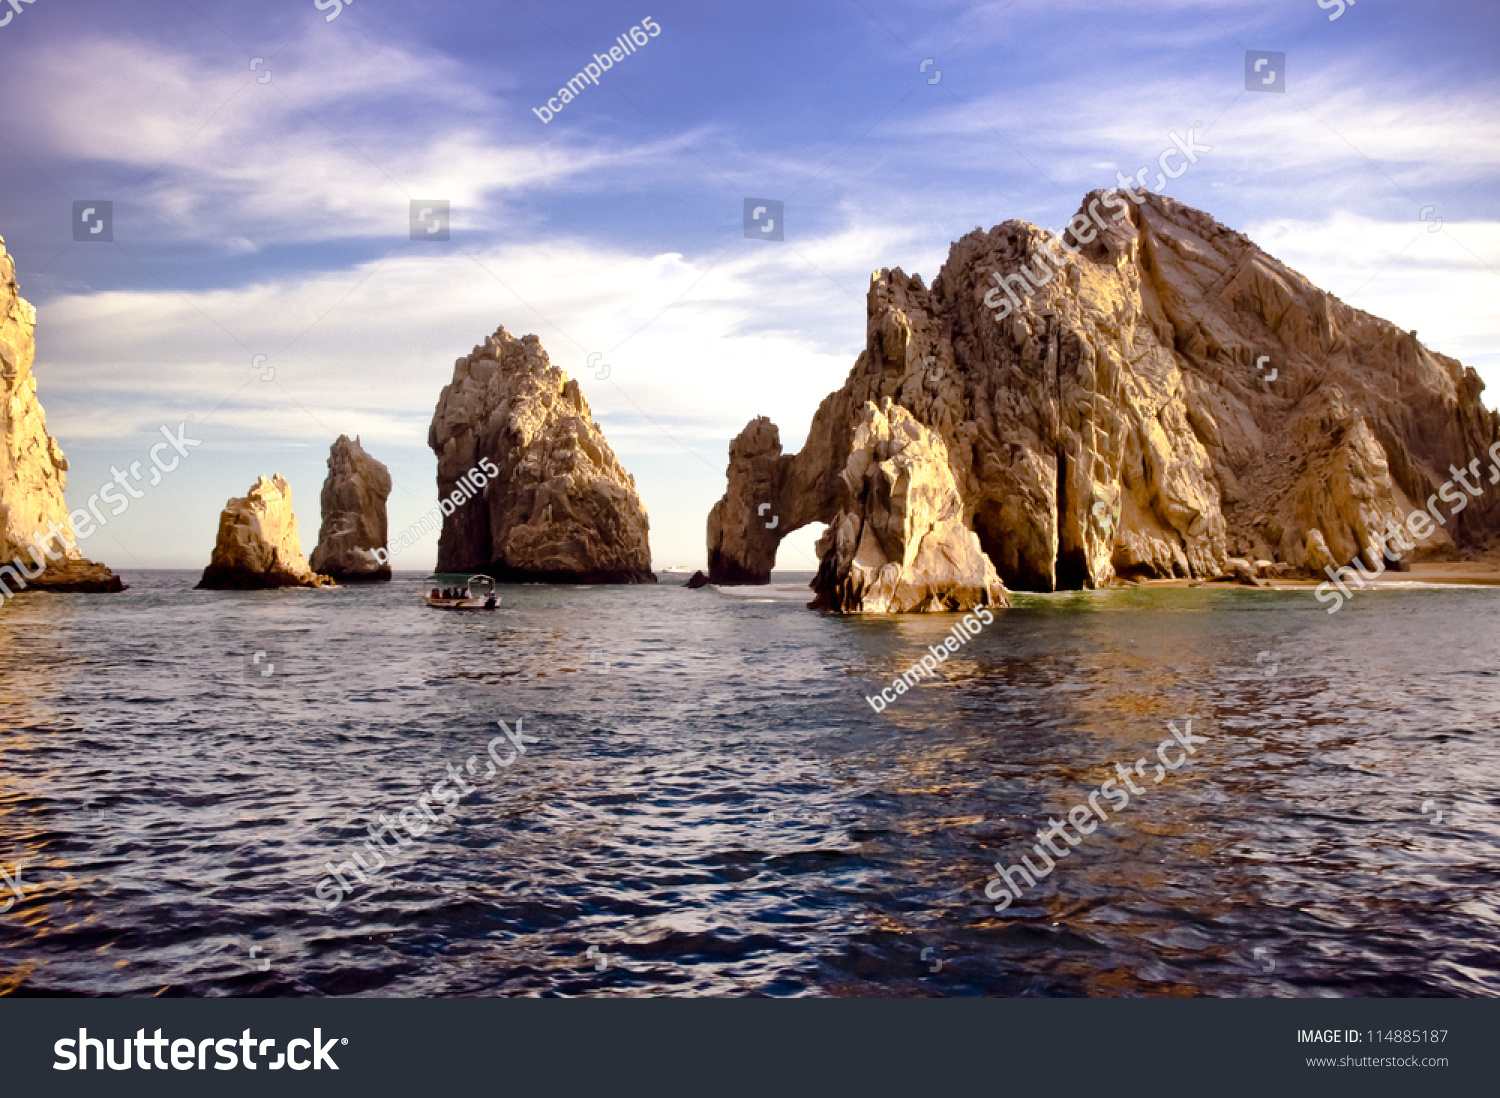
[1,571,1497,997]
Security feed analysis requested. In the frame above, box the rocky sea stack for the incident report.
[429,325,654,584]
[810,400,1007,613]
[0,235,122,595]
[309,435,392,582]
[709,190,1500,601]
[197,474,332,590]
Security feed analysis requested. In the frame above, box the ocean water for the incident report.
[0,570,1497,997]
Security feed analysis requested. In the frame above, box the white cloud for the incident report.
[0,30,680,246]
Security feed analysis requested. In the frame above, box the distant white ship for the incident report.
[661,566,697,574]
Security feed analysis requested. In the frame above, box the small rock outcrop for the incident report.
[309,435,392,582]
[197,475,331,589]
[1218,557,1264,587]
[428,325,654,584]
[0,235,122,594]
[684,570,710,589]
[810,400,1007,612]
[707,190,1500,597]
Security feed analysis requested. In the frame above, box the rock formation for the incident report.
[810,400,1007,612]
[708,190,1500,594]
[0,235,122,595]
[706,417,788,585]
[428,325,654,584]
[197,475,331,589]
[309,435,392,582]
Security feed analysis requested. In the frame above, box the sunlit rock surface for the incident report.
[810,400,1007,613]
[708,191,1500,600]
[197,475,331,590]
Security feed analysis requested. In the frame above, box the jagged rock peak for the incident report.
[707,189,1500,604]
[197,474,332,590]
[310,435,392,582]
[428,325,654,583]
[0,235,122,595]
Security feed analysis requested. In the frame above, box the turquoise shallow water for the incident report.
[0,571,1496,997]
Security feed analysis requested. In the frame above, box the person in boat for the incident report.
[484,594,496,609]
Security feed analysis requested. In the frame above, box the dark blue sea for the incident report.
[0,571,1496,997]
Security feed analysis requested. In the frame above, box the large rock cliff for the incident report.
[197,475,331,590]
[428,326,654,584]
[708,190,1500,593]
[309,435,392,582]
[0,236,121,595]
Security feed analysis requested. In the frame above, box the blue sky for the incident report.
[1,0,1496,570]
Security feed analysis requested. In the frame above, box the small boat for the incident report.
[424,574,499,611]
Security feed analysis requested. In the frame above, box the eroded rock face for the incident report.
[197,475,331,589]
[309,435,392,582]
[706,417,790,584]
[708,190,1500,594]
[810,400,1007,613]
[429,326,654,584]
[0,235,122,595]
